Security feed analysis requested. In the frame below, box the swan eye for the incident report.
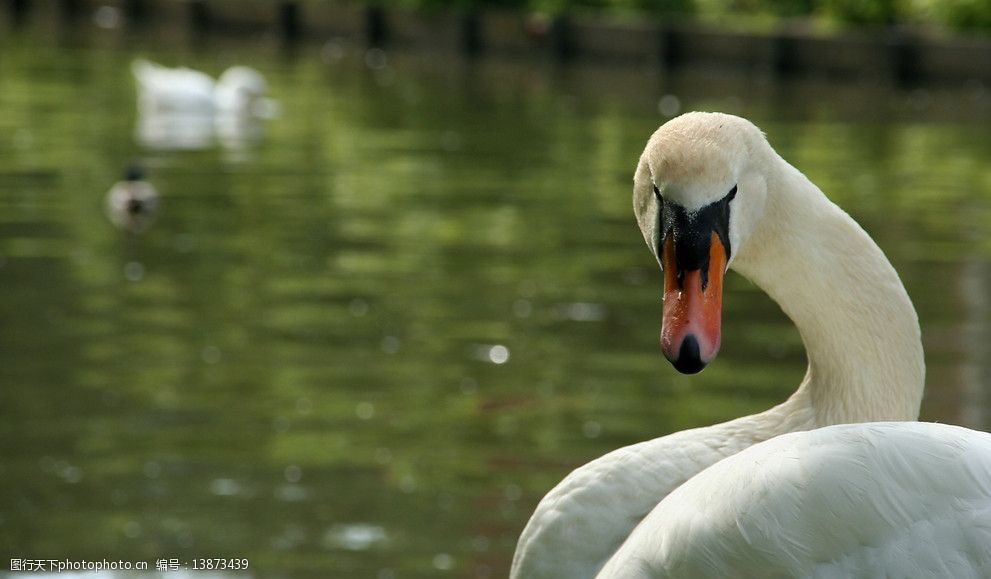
[727,185,738,200]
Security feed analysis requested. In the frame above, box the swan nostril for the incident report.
[672,335,706,374]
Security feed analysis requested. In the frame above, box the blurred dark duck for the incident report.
[105,164,159,233]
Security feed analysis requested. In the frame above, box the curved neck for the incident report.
[734,154,925,425]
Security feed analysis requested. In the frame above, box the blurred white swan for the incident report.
[512,112,991,578]
[105,164,159,233]
[131,59,278,151]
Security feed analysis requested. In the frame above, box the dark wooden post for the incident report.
[125,0,150,25]
[58,0,80,22]
[462,10,482,56]
[279,2,301,42]
[366,5,386,47]
[659,24,682,70]
[771,32,798,77]
[189,0,210,33]
[8,0,30,26]
[888,29,918,87]
[551,15,574,61]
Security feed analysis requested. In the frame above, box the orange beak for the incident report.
[660,232,727,373]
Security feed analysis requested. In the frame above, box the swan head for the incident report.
[634,112,771,374]
[216,66,277,117]
[123,162,146,183]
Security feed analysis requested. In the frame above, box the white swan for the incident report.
[131,59,277,151]
[511,112,991,577]
[132,59,276,116]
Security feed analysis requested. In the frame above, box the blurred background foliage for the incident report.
[388,0,991,32]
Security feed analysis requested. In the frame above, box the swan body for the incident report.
[132,59,217,116]
[510,112,990,577]
[598,422,991,578]
[131,59,277,151]
[105,164,159,233]
[132,59,275,116]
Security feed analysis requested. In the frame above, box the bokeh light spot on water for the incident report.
[432,553,454,571]
[201,345,222,364]
[381,335,400,354]
[93,5,121,29]
[622,267,648,286]
[321,40,346,63]
[122,520,141,539]
[513,298,533,318]
[59,464,83,484]
[399,474,417,493]
[123,261,144,281]
[143,461,161,479]
[583,420,603,439]
[356,401,376,420]
[503,484,522,501]
[284,464,302,483]
[275,484,309,502]
[324,523,389,551]
[349,297,370,317]
[374,447,393,464]
[272,523,308,551]
[295,396,312,415]
[555,302,608,322]
[488,345,510,364]
[658,94,681,117]
[209,478,241,497]
[365,48,388,70]
[471,535,491,552]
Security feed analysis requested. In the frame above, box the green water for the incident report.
[1,22,990,579]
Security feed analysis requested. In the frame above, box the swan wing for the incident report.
[131,59,216,114]
[511,422,770,579]
[598,422,991,578]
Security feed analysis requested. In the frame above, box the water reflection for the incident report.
[0,27,989,579]
[135,110,216,151]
